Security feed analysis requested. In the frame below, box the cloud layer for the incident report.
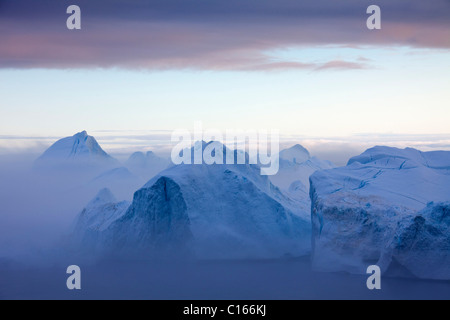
[1,0,449,71]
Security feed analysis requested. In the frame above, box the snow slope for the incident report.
[310,146,450,279]
[73,142,311,259]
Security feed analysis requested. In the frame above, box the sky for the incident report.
[0,0,449,158]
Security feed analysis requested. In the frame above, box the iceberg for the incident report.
[125,151,171,181]
[73,142,311,259]
[72,188,130,252]
[270,144,335,193]
[34,131,119,172]
[310,146,450,279]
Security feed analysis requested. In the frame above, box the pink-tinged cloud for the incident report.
[0,0,449,71]
[315,60,368,71]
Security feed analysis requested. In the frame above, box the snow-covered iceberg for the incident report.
[72,188,130,251]
[310,146,450,280]
[73,142,311,259]
[125,151,170,181]
[271,144,334,193]
[34,131,118,172]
